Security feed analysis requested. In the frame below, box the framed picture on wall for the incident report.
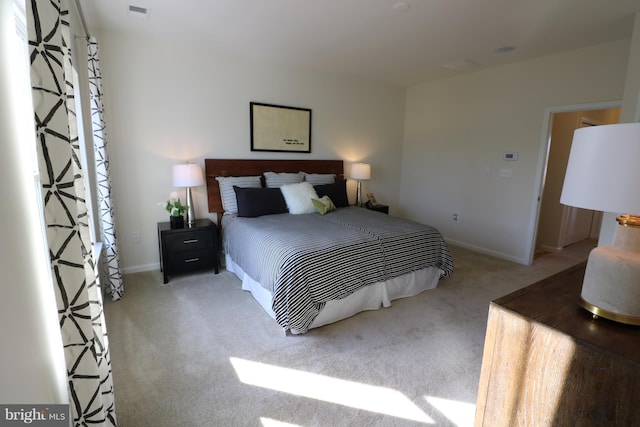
[250,102,312,153]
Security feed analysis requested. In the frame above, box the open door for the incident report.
[535,109,619,254]
[558,119,600,247]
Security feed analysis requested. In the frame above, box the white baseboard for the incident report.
[121,263,159,275]
[444,238,529,265]
[122,241,529,274]
[538,244,564,253]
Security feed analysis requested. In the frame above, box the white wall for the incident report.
[97,29,637,271]
[97,31,406,272]
[600,13,640,246]
[401,40,630,264]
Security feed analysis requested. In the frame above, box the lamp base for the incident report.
[579,223,640,326]
[579,297,640,326]
[185,187,196,226]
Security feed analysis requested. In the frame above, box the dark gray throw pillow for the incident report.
[233,186,288,217]
[314,180,349,208]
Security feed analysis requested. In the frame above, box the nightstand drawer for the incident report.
[165,231,214,252]
[166,249,215,273]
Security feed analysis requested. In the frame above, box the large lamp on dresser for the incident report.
[560,123,640,325]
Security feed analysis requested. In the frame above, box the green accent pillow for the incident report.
[312,195,336,215]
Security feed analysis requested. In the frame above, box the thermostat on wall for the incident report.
[503,151,518,161]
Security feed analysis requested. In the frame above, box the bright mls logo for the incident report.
[0,405,68,426]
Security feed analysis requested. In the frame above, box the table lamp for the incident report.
[560,123,640,325]
[350,163,371,207]
[172,162,205,226]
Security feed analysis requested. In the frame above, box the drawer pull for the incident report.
[183,239,199,244]
[184,258,200,263]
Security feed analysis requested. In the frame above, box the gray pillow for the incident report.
[215,176,261,214]
[263,171,305,188]
[304,172,335,185]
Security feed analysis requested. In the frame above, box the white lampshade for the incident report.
[172,163,204,188]
[561,123,640,215]
[350,163,371,180]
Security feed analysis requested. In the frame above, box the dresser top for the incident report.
[157,218,214,232]
[493,262,640,364]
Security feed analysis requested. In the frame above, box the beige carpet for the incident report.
[104,241,594,427]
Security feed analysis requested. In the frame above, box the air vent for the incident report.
[128,5,149,19]
[440,59,479,72]
[494,45,516,54]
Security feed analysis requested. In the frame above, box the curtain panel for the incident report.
[87,37,124,301]
[27,0,117,425]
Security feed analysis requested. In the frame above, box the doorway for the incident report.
[533,106,620,258]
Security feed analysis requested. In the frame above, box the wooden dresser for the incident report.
[474,262,640,426]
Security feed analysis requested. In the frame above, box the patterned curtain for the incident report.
[87,37,124,301]
[27,0,117,425]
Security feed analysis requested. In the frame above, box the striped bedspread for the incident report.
[223,207,454,333]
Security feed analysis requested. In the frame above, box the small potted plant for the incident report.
[165,192,188,228]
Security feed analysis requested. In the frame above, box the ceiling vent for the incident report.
[440,59,479,72]
[128,5,150,20]
[494,45,516,54]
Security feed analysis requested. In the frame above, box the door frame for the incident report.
[526,100,621,265]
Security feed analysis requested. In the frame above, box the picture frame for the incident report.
[250,102,312,153]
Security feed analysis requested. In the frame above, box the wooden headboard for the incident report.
[205,159,344,213]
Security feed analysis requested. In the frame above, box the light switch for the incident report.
[499,168,512,178]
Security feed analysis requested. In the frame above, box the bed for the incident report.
[206,159,454,334]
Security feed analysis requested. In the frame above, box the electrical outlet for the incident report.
[452,213,459,222]
[132,231,141,244]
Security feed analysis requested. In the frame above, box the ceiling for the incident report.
[80,0,640,87]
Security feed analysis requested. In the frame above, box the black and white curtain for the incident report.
[87,37,124,300]
[27,0,116,425]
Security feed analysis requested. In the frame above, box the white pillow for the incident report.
[280,182,319,214]
[303,172,336,185]
[215,176,262,214]
[264,171,305,188]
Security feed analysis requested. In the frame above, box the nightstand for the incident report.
[158,219,218,284]
[365,203,389,214]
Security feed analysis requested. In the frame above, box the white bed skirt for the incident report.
[225,254,443,334]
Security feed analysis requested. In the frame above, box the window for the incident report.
[12,0,51,274]
[13,0,99,257]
